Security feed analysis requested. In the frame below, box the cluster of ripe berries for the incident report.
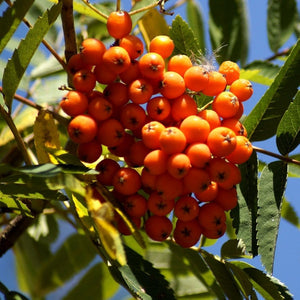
[60,10,254,248]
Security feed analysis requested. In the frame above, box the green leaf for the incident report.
[35,233,97,297]
[186,0,205,53]
[225,262,256,299]
[281,197,300,228]
[230,151,259,256]
[244,38,300,141]
[257,161,288,274]
[267,0,297,53]
[62,263,119,300]
[230,261,291,299]
[169,15,201,59]
[0,0,34,55]
[200,249,243,299]
[220,239,250,260]
[276,90,300,155]
[241,60,280,86]
[287,154,300,177]
[208,0,249,65]
[2,1,62,111]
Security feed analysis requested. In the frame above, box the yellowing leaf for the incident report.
[138,8,170,50]
[33,110,61,164]
[86,187,126,266]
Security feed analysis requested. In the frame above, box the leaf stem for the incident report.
[0,87,69,127]
[81,0,109,19]
[252,145,300,166]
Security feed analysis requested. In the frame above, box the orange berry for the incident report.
[120,103,147,131]
[94,61,118,84]
[80,38,106,66]
[159,127,187,155]
[122,193,147,218]
[184,66,209,92]
[173,219,202,248]
[106,10,132,39]
[221,118,247,137]
[88,95,113,121]
[112,167,141,195]
[197,109,221,130]
[225,135,253,164]
[185,143,211,168]
[108,132,134,158]
[117,216,141,236]
[68,115,98,144]
[147,191,175,216]
[155,172,183,200]
[171,94,198,122]
[218,60,240,85]
[180,115,211,144]
[77,140,102,163]
[167,153,191,179]
[214,186,238,211]
[60,91,88,117]
[102,46,130,74]
[144,149,168,176]
[128,78,153,104]
[138,52,165,80]
[194,181,218,203]
[183,167,210,194]
[149,35,174,59]
[167,54,193,77]
[97,118,125,147]
[119,34,144,59]
[72,69,96,93]
[142,121,165,149]
[67,53,92,75]
[207,127,237,157]
[202,71,227,97]
[96,158,120,186]
[159,71,186,99]
[198,202,226,230]
[212,91,240,119]
[202,222,226,239]
[125,140,150,167]
[146,96,171,121]
[141,167,157,191]
[103,82,128,107]
[145,215,173,242]
[230,78,253,101]
[174,195,200,222]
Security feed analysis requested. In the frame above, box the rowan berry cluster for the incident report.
[60,10,254,248]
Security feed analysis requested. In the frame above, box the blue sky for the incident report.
[1,0,300,299]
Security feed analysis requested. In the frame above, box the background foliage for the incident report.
[0,0,300,299]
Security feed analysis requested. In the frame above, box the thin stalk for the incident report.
[129,1,160,16]
[81,0,109,19]
[253,145,300,166]
[116,0,121,11]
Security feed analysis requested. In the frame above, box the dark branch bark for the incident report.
[0,215,33,257]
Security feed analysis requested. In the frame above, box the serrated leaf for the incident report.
[0,0,34,55]
[200,249,243,299]
[267,0,297,53]
[244,38,300,141]
[220,239,250,260]
[169,15,201,59]
[230,261,290,300]
[225,262,256,299]
[281,197,300,228]
[186,0,205,53]
[230,151,259,256]
[257,161,287,274]
[36,233,97,297]
[276,91,300,155]
[138,8,170,50]
[33,110,61,164]
[62,262,119,300]
[241,60,280,86]
[2,1,62,111]
[208,0,249,65]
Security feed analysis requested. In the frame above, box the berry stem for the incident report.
[81,0,109,19]
[129,0,173,16]
[252,145,300,166]
[116,0,121,11]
